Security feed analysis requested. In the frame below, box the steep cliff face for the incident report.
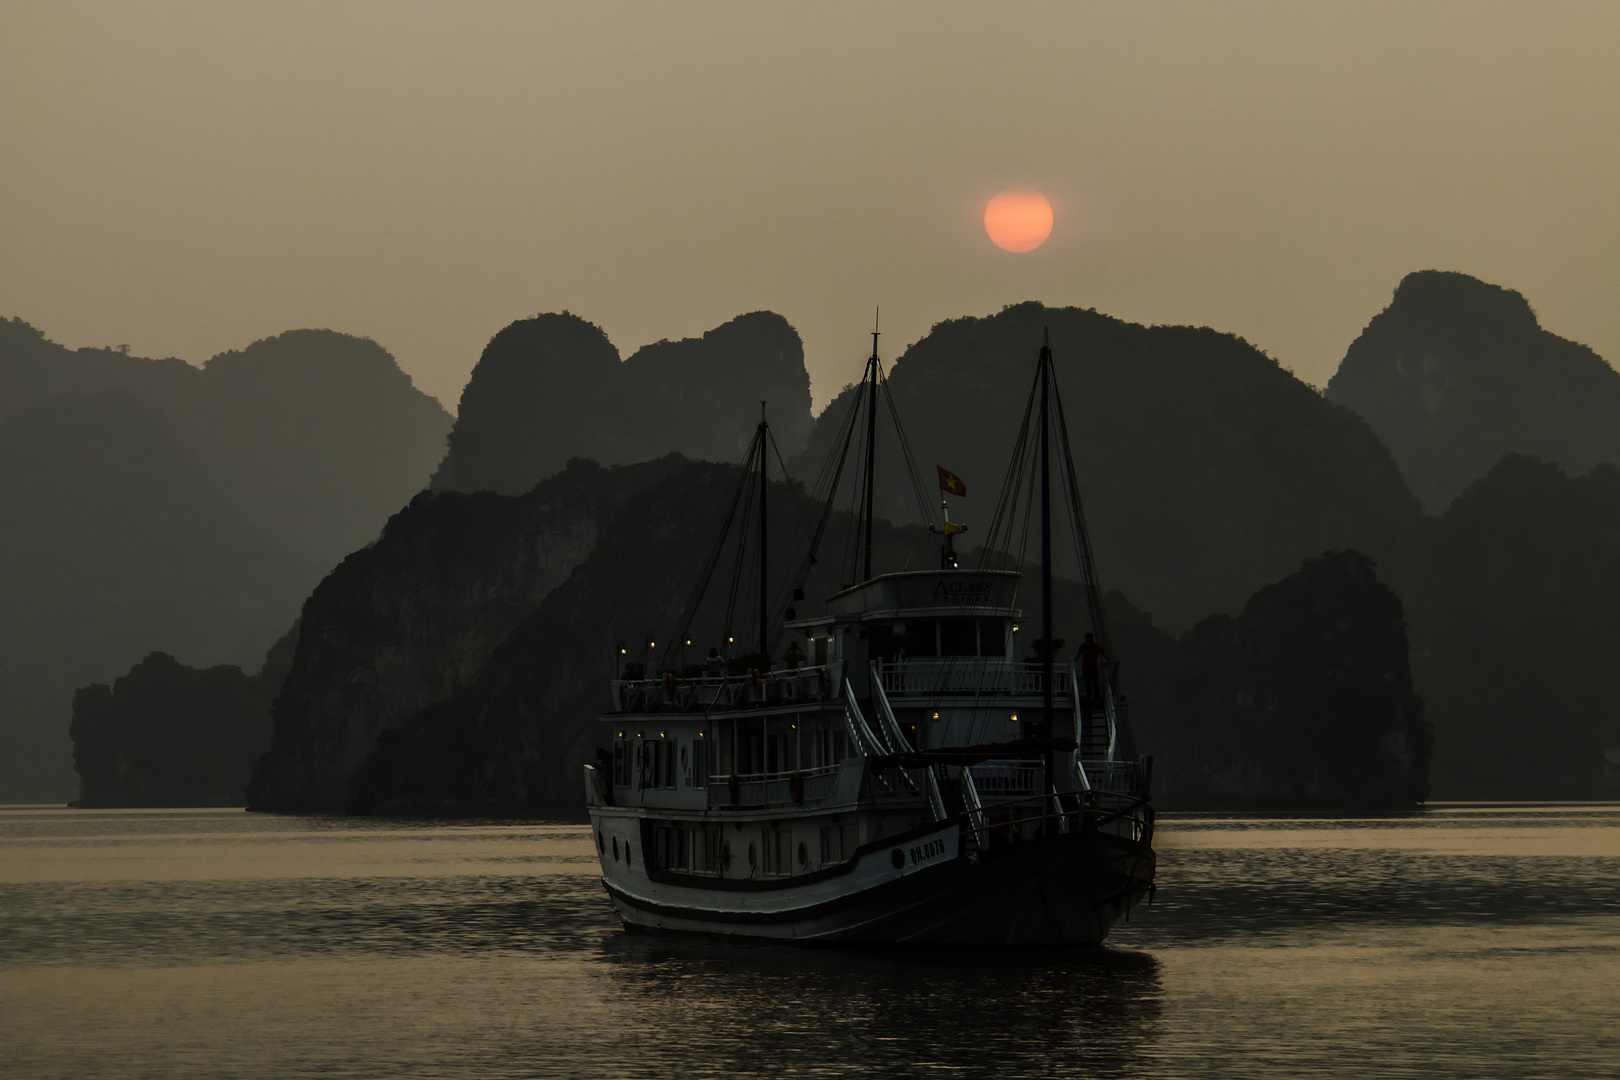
[431,311,811,495]
[1137,551,1429,810]
[246,458,685,811]
[348,462,750,816]
[797,302,1422,632]
[1326,271,1620,512]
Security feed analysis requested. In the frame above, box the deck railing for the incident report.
[875,658,1073,696]
[610,664,834,713]
[706,764,842,808]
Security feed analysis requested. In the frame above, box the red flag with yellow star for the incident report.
[937,465,967,497]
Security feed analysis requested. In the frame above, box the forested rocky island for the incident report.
[33,270,1620,812]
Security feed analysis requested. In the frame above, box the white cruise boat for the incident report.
[584,330,1155,945]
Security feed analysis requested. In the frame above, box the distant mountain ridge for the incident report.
[1326,270,1620,511]
[431,310,811,496]
[0,317,451,800]
[796,302,1423,631]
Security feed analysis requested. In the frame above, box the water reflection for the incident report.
[3,805,1619,1080]
[597,937,1163,1079]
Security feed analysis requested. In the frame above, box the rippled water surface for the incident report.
[3,804,1617,1078]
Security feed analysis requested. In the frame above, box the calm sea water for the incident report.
[2,804,1617,1079]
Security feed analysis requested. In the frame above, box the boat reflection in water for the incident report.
[586,329,1155,944]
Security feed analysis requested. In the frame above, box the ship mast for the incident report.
[757,401,769,655]
[862,317,880,582]
[1039,328,1054,792]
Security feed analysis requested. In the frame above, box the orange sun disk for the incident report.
[984,189,1053,253]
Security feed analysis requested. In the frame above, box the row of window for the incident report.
[648,821,861,877]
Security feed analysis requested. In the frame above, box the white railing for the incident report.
[610,664,834,713]
[967,762,1043,796]
[707,764,841,808]
[875,659,1073,696]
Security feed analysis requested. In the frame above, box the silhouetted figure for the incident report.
[705,647,724,677]
[1075,633,1107,704]
[782,640,805,668]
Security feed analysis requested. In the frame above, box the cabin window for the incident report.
[762,827,793,876]
[691,827,721,874]
[613,741,632,788]
[939,618,977,656]
[907,620,938,657]
[654,826,688,871]
[978,618,1007,657]
[687,739,713,789]
[640,740,677,789]
[819,823,860,864]
[817,728,849,768]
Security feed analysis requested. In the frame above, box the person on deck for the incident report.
[782,640,806,668]
[1075,633,1107,704]
[704,647,724,677]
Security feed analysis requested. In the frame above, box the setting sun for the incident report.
[984,188,1053,252]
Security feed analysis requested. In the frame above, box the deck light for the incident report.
[1012,625,1020,633]
[1009,713,1020,723]
[728,636,734,643]
[660,731,666,738]
[931,711,940,721]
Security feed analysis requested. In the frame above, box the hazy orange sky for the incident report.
[3,1,1616,411]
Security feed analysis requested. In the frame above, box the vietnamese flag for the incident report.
[937,465,967,497]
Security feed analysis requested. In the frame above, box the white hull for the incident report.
[589,809,1155,946]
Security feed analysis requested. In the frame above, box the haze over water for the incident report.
[4,805,1616,1078]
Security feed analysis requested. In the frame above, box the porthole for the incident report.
[625,844,633,867]
[797,841,809,868]
[891,848,905,869]
[681,745,689,771]
[748,843,757,869]
[612,836,619,861]
[721,842,732,871]
[596,831,604,854]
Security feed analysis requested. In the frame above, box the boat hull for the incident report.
[597,824,1155,946]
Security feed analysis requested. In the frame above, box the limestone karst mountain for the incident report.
[1418,454,1620,799]
[796,302,1424,632]
[70,632,294,808]
[0,317,450,800]
[247,457,688,812]
[1326,271,1620,512]
[0,319,453,568]
[0,391,313,799]
[430,310,812,495]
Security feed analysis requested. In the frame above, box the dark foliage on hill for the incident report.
[797,302,1423,631]
[246,457,688,812]
[1326,271,1620,512]
[346,465,953,816]
[70,632,294,807]
[1125,551,1429,810]
[431,311,811,495]
[0,391,313,800]
[1418,455,1620,798]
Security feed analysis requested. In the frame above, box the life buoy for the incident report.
[663,672,677,702]
[817,668,832,699]
[789,770,805,804]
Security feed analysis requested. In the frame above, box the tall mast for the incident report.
[862,315,880,582]
[758,401,769,655]
[1039,329,1054,791]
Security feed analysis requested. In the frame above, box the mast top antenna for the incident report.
[871,308,880,358]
